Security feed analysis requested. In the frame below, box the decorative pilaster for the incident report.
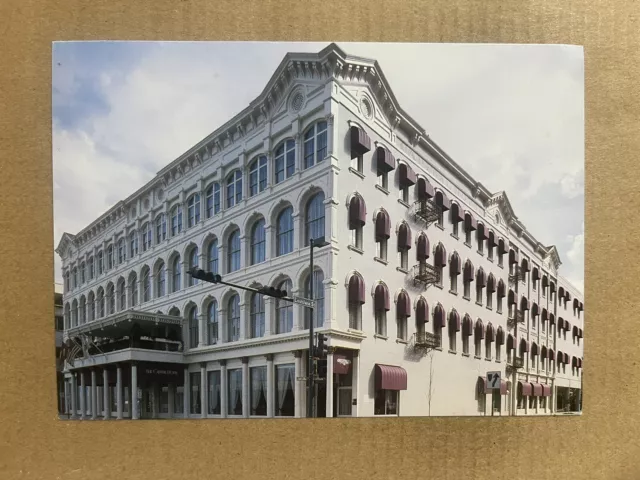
[351,350,359,418]
[116,365,123,419]
[239,302,247,341]
[131,363,139,420]
[79,370,86,420]
[294,351,302,418]
[326,349,334,418]
[183,367,190,418]
[291,288,301,332]
[266,354,274,418]
[292,212,301,251]
[70,373,78,419]
[220,360,228,418]
[103,368,110,420]
[264,224,273,258]
[264,297,273,336]
[200,363,207,419]
[198,312,206,348]
[242,357,250,418]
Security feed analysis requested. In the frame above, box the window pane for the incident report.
[227,369,243,415]
[275,364,295,416]
[250,366,267,416]
[207,371,221,415]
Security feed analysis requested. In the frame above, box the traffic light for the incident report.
[188,268,222,284]
[259,285,288,299]
[316,334,329,358]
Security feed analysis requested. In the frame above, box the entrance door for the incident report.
[336,387,352,417]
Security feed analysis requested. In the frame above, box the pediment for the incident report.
[342,85,392,129]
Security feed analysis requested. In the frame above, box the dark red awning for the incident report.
[348,195,366,230]
[375,364,407,391]
[349,126,371,159]
[348,275,365,305]
[376,146,395,173]
[519,381,532,396]
[375,210,390,241]
[436,190,451,212]
[333,354,352,375]
[416,298,429,324]
[417,234,430,261]
[398,163,417,187]
[396,291,411,318]
[532,383,543,396]
[433,305,446,329]
[374,284,390,311]
[449,310,461,332]
[434,243,447,267]
[450,203,463,223]
[465,212,477,231]
[416,177,435,200]
[542,385,551,397]
[397,223,412,250]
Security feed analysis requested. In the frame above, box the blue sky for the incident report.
[52,41,584,292]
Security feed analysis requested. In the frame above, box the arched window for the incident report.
[250,292,265,338]
[188,248,199,286]
[80,262,86,284]
[64,303,70,329]
[348,274,365,331]
[396,291,411,341]
[88,292,95,321]
[106,283,115,314]
[71,299,78,327]
[226,170,243,209]
[189,306,199,349]
[276,279,293,334]
[187,193,201,228]
[304,268,324,329]
[207,238,219,273]
[374,284,390,337]
[88,257,94,280]
[156,261,166,298]
[63,272,69,293]
[129,273,138,307]
[276,207,294,256]
[227,230,241,273]
[117,279,126,311]
[449,252,461,293]
[249,155,268,197]
[117,238,126,264]
[79,296,86,324]
[71,267,78,289]
[156,213,167,243]
[207,300,218,345]
[172,255,181,293]
[205,182,221,218]
[142,222,152,251]
[303,121,328,169]
[141,267,151,302]
[106,245,114,270]
[170,205,183,237]
[129,231,138,258]
[97,288,105,318]
[227,294,240,342]
[274,139,295,184]
[251,219,266,265]
[305,192,325,246]
[97,251,104,275]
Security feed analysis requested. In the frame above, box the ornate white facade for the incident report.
[56,43,583,419]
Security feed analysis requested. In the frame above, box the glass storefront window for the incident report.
[274,364,295,417]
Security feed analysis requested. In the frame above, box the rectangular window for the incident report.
[437,266,444,288]
[190,372,201,415]
[497,296,503,314]
[495,343,501,361]
[401,187,409,203]
[449,331,456,352]
[375,310,386,336]
[463,335,469,355]
[450,273,457,294]
[485,341,491,360]
[349,305,361,330]
[463,280,471,299]
[377,239,387,261]
[207,371,221,415]
[487,291,493,309]
[476,286,482,304]
[374,390,398,415]
[351,227,363,250]
[465,228,471,245]
[488,245,493,260]
[498,252,504,267]
[275,364,295,417]
[477,235,484,254]
[397,317,407,341]
[452,220,459,237]
[378,172,388,190]
[249,366,267,416]
[174,387,184,415]
[475,339,481,357]
[351,155,363,173]
[400,250,408,270]
[227,369,243,416]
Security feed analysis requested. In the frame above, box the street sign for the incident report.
[486,371,501,389]
[296,376,308,382]
[292,295,315,308]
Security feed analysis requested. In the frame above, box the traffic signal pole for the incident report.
[307,239,315,420]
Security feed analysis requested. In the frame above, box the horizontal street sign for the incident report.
[292,295,315,308]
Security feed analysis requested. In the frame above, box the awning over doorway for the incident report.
[375,364,407,391]
[333,354,352,375]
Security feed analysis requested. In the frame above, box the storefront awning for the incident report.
[532,383,543,396]
[542,384,552,397]
[333,354,352,375]
[375,364,407,391]
[519,381,532,396]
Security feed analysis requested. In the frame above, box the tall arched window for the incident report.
[227,230,241,273]
[226,170,243,209]
[304,268,324,329]
[97,251,104,275]
[117,279,126,311]
[305,192,325,246]
[106,245,114,270]
[71,267,77,289]
[156,213,167,243]
[106,283,115,314]
[88,256,94,280]
[141,267,151,302]
[129,231,138,257]
[303,121,328,169]
[80,262,86,284]
[249,155,268,197]
[97,288,105,318]
[276,279,293,334]
[274,139,295,184]
[205,182,221,218]
[189,306,199,349]
[207,300,218,345]
[250,292,265,338]
[88,292,95,321]
[188,248,199,286]
[227,294,240,342]
[187,193,201,228]
[64,303,70,329]
[156,261,166,298]
[78,296,86,324]
[71,299,78,327]
[251,219,266,265]
[276,207,294,256]
[172,255,181,292]
[129,273,138,307]
[207,238,219,273]
[142,222,152,251]
[170,206,183,237]
[118,238,126,264]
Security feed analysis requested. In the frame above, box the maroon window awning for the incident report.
[374,284,390,311]
[476,268,486,288]
[578,328,583,338]
[573,298,580,312]
[375,364,407,391]
[333,354,352,375]
[579,301,584,312]
[434,243,447,267]
[542,385,551,397]
[496,326,505,345]
[572,356,578,368]
[531,342,539,356]
[435,190,451,212]
[398,162,417,187]
[497,280,506,298]
[433,304,446,329]
[350,125,371,159]
[548,348,555,361]
[550,281,556,293]
[462,314,473,336]
[450,252,462,276]
[531,302,539,317]
[487,274,496,293]
[521,258,530,273]
[558,286,565,299]
[416,177,435,200]
[449,309,461,332]
[564,352,569,364]
[557,351,564,363]
[542,275,549,288]
[520,339,529,354]
[396,291,411,318]
[488,230,498,248]
[519,381,532,396]
[464,260,475,282]
[498,238,508,255]
[477,222,489,241]
[549,313,555,326]
[348,195,366,229]
[397,223,412,250]
[509,249,519,265]
[506,334,514,351]
[417,234,430,261]
[573,326,578,338]
[532,383,543,396]
[416,298,429,324]
[465,211,477,231]
[376,146,396,173]
[375,210,391,241]
[475,319,485,339]
[348,275,365,305]
[508,289,516,306]
[532,267,540,281]
[520,296,530,311]
[450,203,463,223]
[541,308,548,322]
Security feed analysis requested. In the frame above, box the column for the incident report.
[326,349,334,418]
[103,368,110,420]
[217,244,226,281]
[183,367,190,418]
[116,365,123,419]
[264,225,273,259]
[293,352,301,418]
[292,213,301,251]
[198,312,206,347]
[264,297,273,336]
[240,235,248,272]
[70,373,78,419]
[239,302,247,341]
[200,363,207,419]
[220,360,228,418]
[168,384,175,419]
[325,113,335,158]
[266,354,274,418]
[324,280,336,330]
[152,382,159,419]
[219,308,227,344]
[131,363,139,420]
[291,288,301,332]
[242,357,249,418]
[79,370,86,420]
[327,197,339,245]
[352,351,359,417]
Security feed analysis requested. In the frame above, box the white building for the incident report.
[56,43,584,420]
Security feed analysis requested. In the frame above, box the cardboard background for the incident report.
[0,0,635,478]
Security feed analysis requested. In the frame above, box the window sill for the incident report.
[474,355,482,360]
[374,257,388,265]
[462,353,470,358]
[487,257,494,263]
[396,267,409,274]
[448,349,457,355]
[451,233,459,240]
[375,184,389,195]
[449,290,458,296]
[463,295,471,302]
[476,250,484,257]
[475,301,483,307]
[434,283,444,290]
[348,167,365,179]
[436,224,444,231]
[463,241,472,249]
[486,305,493,311]
[397,199,410,208]
[485,358,492,362]
[374,334,388,341]
[495,359,502,364]
[396,339,409,345]
[347,245,364,255]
